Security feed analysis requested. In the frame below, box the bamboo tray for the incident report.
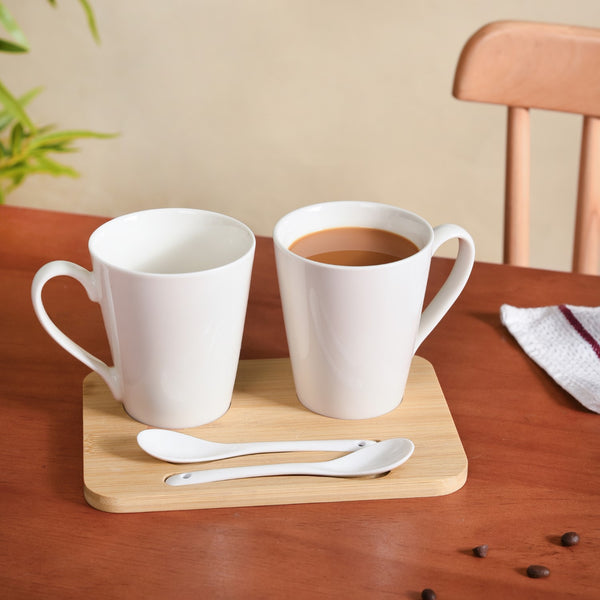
[83,356,467,513]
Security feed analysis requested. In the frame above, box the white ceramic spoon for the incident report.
[138,428,377,464]
[165,437,414,486]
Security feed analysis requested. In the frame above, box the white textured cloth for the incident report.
[500,304,600,413]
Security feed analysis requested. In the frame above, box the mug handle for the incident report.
[414,224,475,351]
[31,260,122,399]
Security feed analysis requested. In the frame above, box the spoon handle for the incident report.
[233,438,374,455]
[165,461,334,486]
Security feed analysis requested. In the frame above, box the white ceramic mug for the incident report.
[273,201,475,419]
[31,208,255,428]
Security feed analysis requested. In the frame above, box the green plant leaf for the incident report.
[0,80,35,131]
[0,3,29,50]
[0,38,28,52]
[33,154,80,177]
[0,165,35,180]
[9,122,23,153]
[0,114,10,133]
[35,141,78,153]
[77,0,100,43]
[28,129,116,150]
[0,160,79,180]
[0,87,42,132]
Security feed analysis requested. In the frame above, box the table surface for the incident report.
[1,205,599,600]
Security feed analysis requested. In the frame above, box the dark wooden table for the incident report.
[1,205,599,599]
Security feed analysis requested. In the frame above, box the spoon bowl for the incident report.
[165,437,415,486]
[138,428,376,463]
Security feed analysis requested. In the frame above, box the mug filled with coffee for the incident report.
[273,201,475,419]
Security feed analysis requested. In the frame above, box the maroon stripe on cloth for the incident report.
[558,304,600,361]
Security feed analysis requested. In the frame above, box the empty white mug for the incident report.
[32,208,255,428]
[274,201,475,419]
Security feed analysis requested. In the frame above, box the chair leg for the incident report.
[504,106,530,266]
[573,115,600,274]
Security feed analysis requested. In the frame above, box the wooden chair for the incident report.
[453,20,600,274]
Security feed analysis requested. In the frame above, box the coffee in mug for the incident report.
[288,226,419,266]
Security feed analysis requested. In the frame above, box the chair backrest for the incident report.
[453,20,600,274]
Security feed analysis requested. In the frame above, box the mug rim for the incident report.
[88,207,256,277]
[273,201,434,270]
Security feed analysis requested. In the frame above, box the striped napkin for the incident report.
[500,304,600,413]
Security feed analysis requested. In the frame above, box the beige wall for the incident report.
[2,1,600,270]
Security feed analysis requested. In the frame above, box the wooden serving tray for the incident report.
[82,356,467,513]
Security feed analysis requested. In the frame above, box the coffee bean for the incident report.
[421,589,436,600]
[472,544,488,557]
[526,565,550,578]
[561,531,580,546]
